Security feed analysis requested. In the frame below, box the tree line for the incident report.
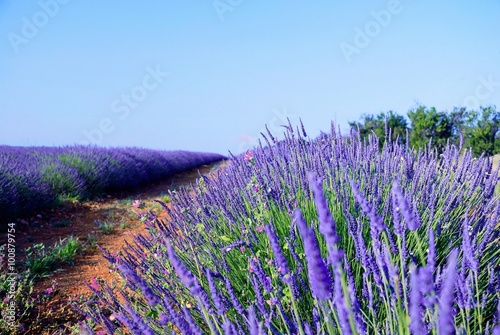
[349,105,500,157]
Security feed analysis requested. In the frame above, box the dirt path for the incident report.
[4,162,223,335]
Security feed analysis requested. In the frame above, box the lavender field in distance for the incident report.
[0,145,226,223]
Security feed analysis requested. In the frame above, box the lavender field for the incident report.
[76,122,500,334]
[0,146,226,223]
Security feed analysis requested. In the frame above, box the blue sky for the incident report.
[0,1,499,155]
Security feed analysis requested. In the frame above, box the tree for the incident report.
[407,106,453,153]
[349,111,408,146]
[448,106,468,147]
[464,106,500,157]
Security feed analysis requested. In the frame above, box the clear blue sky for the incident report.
[1,1,499,155]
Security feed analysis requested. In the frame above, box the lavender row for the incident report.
[83,121,500,334]
[0,145,226,222]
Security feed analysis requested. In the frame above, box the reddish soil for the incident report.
[1,162,224,335]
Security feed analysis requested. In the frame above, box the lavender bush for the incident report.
[0,146,226,223]
[81,122,500,334]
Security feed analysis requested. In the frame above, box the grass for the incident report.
[25,237,80,278]
[93,220,115,235]
[160,193,172,203]
[51,218,71,228]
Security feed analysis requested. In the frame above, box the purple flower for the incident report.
[248,306,261,335]
[167,240,211,313]
[295,209,333,300]
[224,275,246,315]
[409,265,426,334]
[249,257,272,293]
[167,241,198,292]
[182,306,203,335]
[308,172,343,265]
[350,179,387,235]
[419,229,437,308]
[461,215,478,272]
[250,275,267,317]
[113,300,155,335]
[206,269,227,315]
[116,260,159,306]
[333,266,352,335]
[438,249,458,335]
[265,224,290,279]
[303,322,314,335]
[392,180,421,231]
[223,320,235,335]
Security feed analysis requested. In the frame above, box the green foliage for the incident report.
[160,193,172,203]
[94,220,114,234]
[51,218,71,228]
[349,111,408,146]
[0,269,35,334]
[40,162,80,197]
[464,106,500,156]
[407,105,453,152]
[25,237,80,277]
[350,105,500,157]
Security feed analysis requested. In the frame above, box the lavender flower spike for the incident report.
[438,249,459,335]
[409,265,426,335]
[308,172,343,264]
[294,209,333,300]
[265,224,290,278]
[248,306,261,335]
[167,240,201,296]
[333,266,352,335]
[116,261,159,306]
[461,214,478,272]
[392,180,421,231]
[206,268,227,315]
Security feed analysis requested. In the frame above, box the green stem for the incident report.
[288,283,306,335]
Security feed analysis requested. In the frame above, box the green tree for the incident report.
[448,106,469,146]
[349,111,408,146]
[464,106,500,156]
[407,106,453,152]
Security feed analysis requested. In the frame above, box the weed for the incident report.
[160,194,172,203]
[55,236,79,265]
[118,197,133,206]
[0,269,35,334]
[94,220,114,235]
[85,233,98,249]
[25,237,80,277]
[51,218,71,228]
[25,243,58,277]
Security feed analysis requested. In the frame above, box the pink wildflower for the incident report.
[90,278,100,291]
[244,151,254,162]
